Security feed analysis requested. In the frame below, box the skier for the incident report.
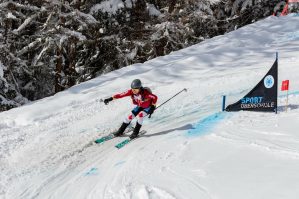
[103,79,158,139]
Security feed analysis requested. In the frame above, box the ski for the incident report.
[115,130,146,149]
[94,127,134,144]
[94,134,115,144]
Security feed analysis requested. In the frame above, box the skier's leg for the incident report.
[114,122,130,136]
[136,111,148,125]
[114,106,142,137]
[130,111,147,139]
[123,113,135,124]
[123,106,143,123]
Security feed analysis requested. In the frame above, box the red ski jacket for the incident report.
[113,88,158,108]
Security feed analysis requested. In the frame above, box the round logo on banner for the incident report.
[264,75,275,88]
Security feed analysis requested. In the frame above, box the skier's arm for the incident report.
[147,93,158,114]
[113,90,132,99]
[103,90,132,105]
[148,93,158,106]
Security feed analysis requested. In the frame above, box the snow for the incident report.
[147,3,162,17]
[209,0,222,4]
[125,0,134,9]
[6,12,16,19]
[126,47,137,60]
[1,15,299,199]
[151,22,176,39]
[18,38,42,56]
[12,14,37,34]
[73,10,99,24]
[66,29,87,41]
[0,61,4,78]
[57,29,86,47]
[89,0,220,16]
[90,0,125,15]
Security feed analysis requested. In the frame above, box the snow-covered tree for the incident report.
[0,0,287,111]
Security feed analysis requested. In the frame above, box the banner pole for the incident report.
[276,52,278,114]
[222,96,226,112]
[286,89,289,112]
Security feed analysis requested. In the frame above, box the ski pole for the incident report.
[149,88,187,118]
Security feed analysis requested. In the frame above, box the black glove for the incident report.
[103,97,113,105]
[147,105,156,115]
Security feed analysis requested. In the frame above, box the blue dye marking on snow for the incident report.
[85,167,99,176]
[279,31,299,42]
[187,112,226,137]
[114,161,126,167]
[289,13,299,17]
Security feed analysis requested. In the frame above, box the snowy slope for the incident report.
[1,15,299,199]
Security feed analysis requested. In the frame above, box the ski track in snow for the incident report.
[1,15,299,199]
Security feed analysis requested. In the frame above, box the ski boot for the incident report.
[129,122,142,139]
[114,122,129,137]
